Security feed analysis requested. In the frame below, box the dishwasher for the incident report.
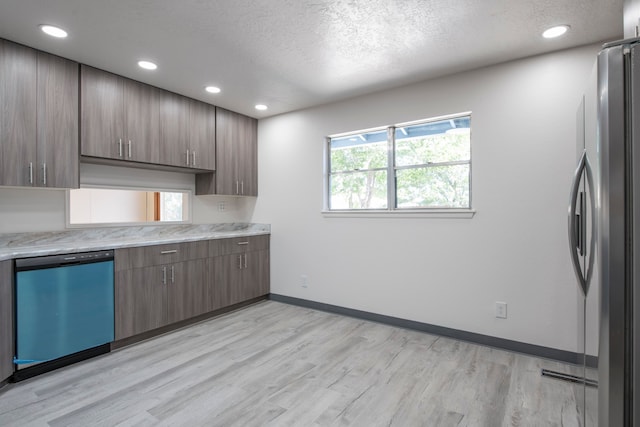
[13,250,115,381]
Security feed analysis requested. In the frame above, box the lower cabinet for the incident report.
[114,235,270,341]
[208,235,270,310]
[114,241,208,340]
[0,260,13,382]
[115,266,167,339]
[212,250,269,307]
[167,259,208,324]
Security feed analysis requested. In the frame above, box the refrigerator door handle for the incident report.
[583,153,596,293]
[568,150,596,295]
[568,151,586,294]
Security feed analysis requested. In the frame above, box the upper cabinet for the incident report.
[0,39,78,188]
[80,66,123,160]
[81,65,215,171]
[187,99,216,170]
[37,52,80,188]
[158,91,189,168]
[214,108,258,196]
[125,79,161,164]
[1,40,254,191]
[81,65,161,164]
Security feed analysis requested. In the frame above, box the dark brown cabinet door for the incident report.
[80,65,124,160]
[210,250,269,309]
[215,108,258,196]
[236,113,258,196]
[242,250,270,300]
[188,99,215,170]
[207,236,270,309]
[114,266,167,340]
[255,249,270,297]
[124,79,160,164]
[159,91,189,167]
[208,257,228,311]
[211,253,243,307]
[215,108,238,195]
[37,51,79,188]
[0,260,13,382]
[81,65,219,171]
[228,254,246,305]
[167,259,208,323]
[0,39,37,187]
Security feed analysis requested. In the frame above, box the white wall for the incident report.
[0,163,255,233]
[625,0,640,37]
[252,44,601,353]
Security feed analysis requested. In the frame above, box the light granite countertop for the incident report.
[0,223,270,261]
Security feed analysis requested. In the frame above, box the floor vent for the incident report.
[541,369,598,388]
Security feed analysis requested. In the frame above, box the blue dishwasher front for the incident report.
[14,250,114,379]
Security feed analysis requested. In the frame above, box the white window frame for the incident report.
[323,112,475,218]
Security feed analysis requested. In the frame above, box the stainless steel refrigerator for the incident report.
[571,37,640,426]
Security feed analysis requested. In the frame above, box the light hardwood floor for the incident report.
[0,301,586,426]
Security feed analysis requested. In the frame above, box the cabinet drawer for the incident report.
[115,240,208,271]
[209,234,269,257]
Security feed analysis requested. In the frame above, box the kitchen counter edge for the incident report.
[0,230,271,262]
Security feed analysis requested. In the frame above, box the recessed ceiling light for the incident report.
[40,25,68,38]
[255,104,268,111]
[137,60,157,70]
[542,25,570,39]
[205,86,221,94]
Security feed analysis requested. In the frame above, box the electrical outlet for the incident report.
[300,274,308,288]
[218,201,225,212]
[495,302,507,319]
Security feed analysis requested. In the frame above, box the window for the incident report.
[68,187,190,226]
[326,113,471,212]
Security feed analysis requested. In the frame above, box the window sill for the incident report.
[321,209,476,219]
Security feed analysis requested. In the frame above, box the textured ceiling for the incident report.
[0,0,624,118]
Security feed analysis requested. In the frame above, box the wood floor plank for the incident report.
[0,301,589,426]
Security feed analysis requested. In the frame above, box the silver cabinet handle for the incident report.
[237,241,249,246]
[42,163,47,186]
[186,149,190,166]
[171,265,175,283]
[236,180,239,195]
[241,181,244,195]
[244,253,247,269]
[118,139,123,157]
[28,162,33,185]
[162,266,167,285]
[567,150,596,295]
[192,151,196,167]
[238,254,243,270]
[160,250,177,254]
[128,140,132,158]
